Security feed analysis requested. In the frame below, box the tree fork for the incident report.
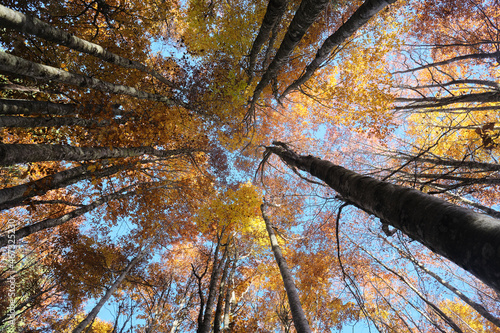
[266,142,500,292]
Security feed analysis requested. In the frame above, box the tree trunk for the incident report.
[266,142,500,292]
[261,203,312,333]
[0,186,137,248]
[0,143,193,166]
[249,0,329,116]
[280,0,397,99]
[198,244,228,333]
[0,162,132,210]
[0,51,179,105]
[0,4,178,89]
[213,255,231,333]
[0,99,124,117]
[222,259,237,332]
[247,0,288,79]
[71,249,147,333]
[0,115,106,128]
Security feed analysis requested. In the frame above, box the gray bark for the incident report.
[198,245,228,333]
[249,0,329,117]
[247,0,288,78]
[0,186,136,248]
[280,0,397,99]
[0,99,124,117]
[0,4,178,89]
[0,162,132,210]
[0,51,180,105]
[0,115,110,128]
[0,143,193,166]
[267,142,500,292]
[395,91,500,110]
[71,249,147,333]
[261,203,312,333]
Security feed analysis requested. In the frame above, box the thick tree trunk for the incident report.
[0,186,136,248]
[267,142,500,292]
[71,249,147,333]
[0,4,177,89]
[249,0,329,116]
[0,99,124,117]
[280,0,397,99]
[0,51,179,105]
[247,0,288,79]
[0,143,192,166]
[0,162,132,210]
[261,203,312,333]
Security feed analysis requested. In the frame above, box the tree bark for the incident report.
[0,4,178,89]
[0,115,107,128]
[247,0,288,79]
[198,244,228,333]
[0,51,180,105]
[213,255,231,333]
[0,99,124,117]
[249,0,329,117]
[261,203,312,333]
[395,91,500,110]
[0,143,193,166]
[71,249,147,333]
[266,142,500,292]
[0,162,132,210]
[280,0,397,99]
[0,186,137,248]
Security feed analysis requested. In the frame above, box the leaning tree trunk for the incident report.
[266,142,500,292]
[0,99,125,117]
[0,4,177,89]
[0,51,181,105]
[248,0,329,117]
[280,0,397,99]
[71,249,148,333]
[247,0,288,79]
[0,143,194,166]
[261,203,312,333]
[0,186,137,248]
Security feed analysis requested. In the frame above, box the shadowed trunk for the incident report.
[249,0,329,117]
[280,0,397,99]
[0,99,125,117]
[247,0,288,79]
[0,143,194,166]
[0,4,178,88]
[266,142,500,292]
[0,51,180,105]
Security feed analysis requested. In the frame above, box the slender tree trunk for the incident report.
[0,186,136,248]
[266,142,500,292]
[0,115,109,128]
[198,244,228,333]
[0,143,194,166]
[71,249,147,333]
[0,162,132,210]
[222,259,237,332]
[249,0,329,117]
[393,51,500,74]
[395,91,500,110]
[280,0,397,99]
[213,255,231,333]
[247,0,288,79]
[0,99,125,117]
[0,4,178,89]
[383,238,500,329]
[0,51,180,105]
[261,203,312,333]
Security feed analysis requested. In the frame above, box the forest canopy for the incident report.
[0,0,499,332]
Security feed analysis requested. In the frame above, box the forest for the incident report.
[0,0,499,332]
